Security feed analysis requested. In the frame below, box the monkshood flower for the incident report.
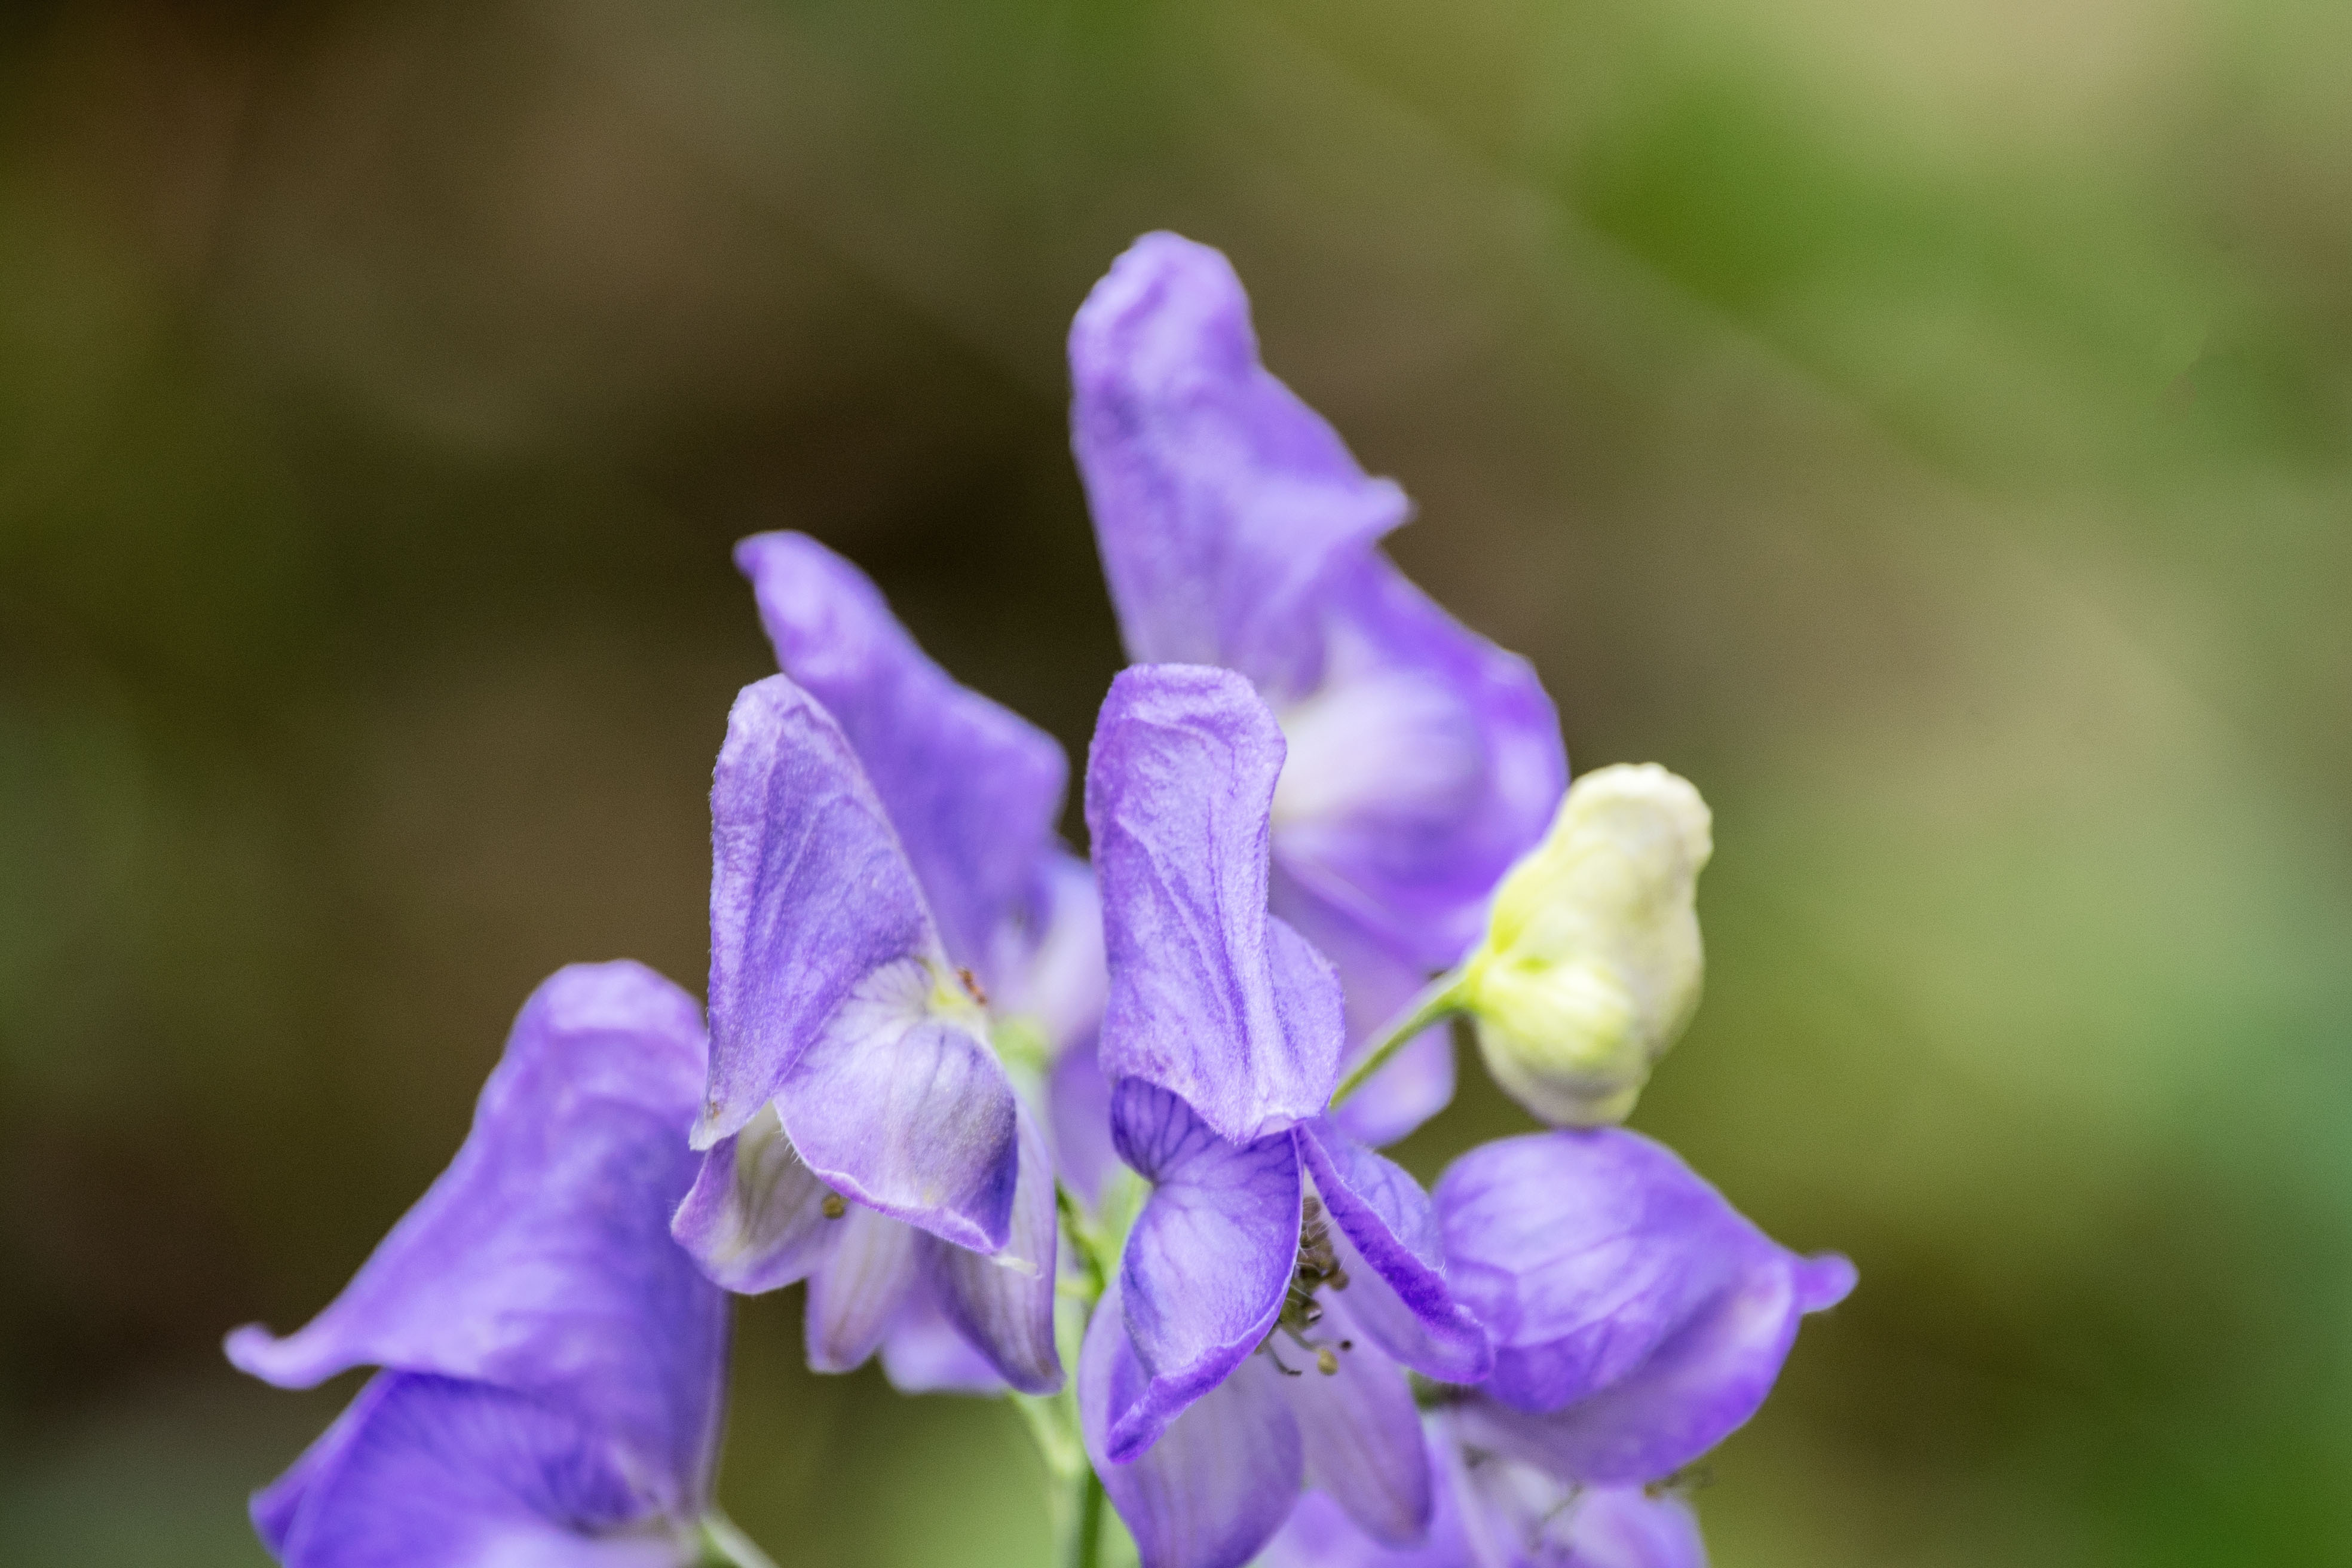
[1261,1415,1708,1568]
[1077,664,1492,1568]
[1457,765,1711,1127]
[1070,231,1567,1146]
[672,532,1098,1395]
[1433,1129,1854,1487]
[225,963,753,1568]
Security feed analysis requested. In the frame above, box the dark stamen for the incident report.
[820,1192,847,1220]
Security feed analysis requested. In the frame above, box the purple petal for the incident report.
[1107,1079,1301,1460]
[1452,1245,1847,1486]
[255,1373,683,1568]
[1082,1279,1304,1568]
[1069,232,1566,976]
[253,1376,385,1557]
[1260,1423,1711,1568]
[923,1102,1062,1394]
[1554,1487,1709,1568]
[1256,1484,1467,1568]
[1047,1031,1118,1206]
[990,850,1109,1054]
[699,675,939,1145]
[1274,1294,1432,1548]
[804,1205,921,1374]
[1297,1123,1490,1384]
[773,956,1018,1252]
[1070,231,1410,697]
[1086,664,1345,1140]
[1437,1129,1852,1483]
[669,1109,841,1294]
[879,1289,1010,1396]
[734,532,1067,976]
[1266,555,1566,972]
[226,963,725,1514]
[1437,1131,1761,1411]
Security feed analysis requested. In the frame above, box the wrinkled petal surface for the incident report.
[1108,1079,1301,1460]
[1071,231,1409,697]
[1082,1280,1304,1568]
[1086,664,1345,1141]
[1297,1123,1490,1384]
[735,532,1067,976]
[254,1373,685,1568]
[699,675,940,1144]
[924,1101,1062,1394]
[773,955,1018,1252]
[226,964,725,1512]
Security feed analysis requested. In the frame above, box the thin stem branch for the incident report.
[1061,1465,1106,1568]
[1327,970,1469,1110]
[697,1512,780,1568]
[1055,1183,1108,1303]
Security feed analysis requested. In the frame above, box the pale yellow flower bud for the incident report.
[1461,763,1712,1126]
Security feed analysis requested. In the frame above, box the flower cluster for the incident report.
[229,232,1851,1568]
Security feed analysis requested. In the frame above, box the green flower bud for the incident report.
[1461,763,1712,1126]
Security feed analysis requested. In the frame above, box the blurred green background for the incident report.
[4,0,2348,1562]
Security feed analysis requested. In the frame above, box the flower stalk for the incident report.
[696,1513,781,1568]
[1326,971,1469,1111]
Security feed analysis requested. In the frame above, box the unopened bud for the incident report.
[1461,764,1711,1126]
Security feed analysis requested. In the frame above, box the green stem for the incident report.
[1056,1183,1108,1301]
[1327,970,1469,1110]
[1062,1464,1107,1568]
[697,1511,780,1568]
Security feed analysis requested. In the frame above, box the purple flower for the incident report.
[1434,1129,1855,1486]
[1262,1415,1708,1568]
[1077,665,1492,1568]
[1070,232,1567,1144]
[225,963,730,1567]
[672,533,1099,1395]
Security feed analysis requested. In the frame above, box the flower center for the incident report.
[1261,1195,1354,1376]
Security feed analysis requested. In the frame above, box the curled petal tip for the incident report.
[1797,1252,1858,1312]
[222,1324,299,1385]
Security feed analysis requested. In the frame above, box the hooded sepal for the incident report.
[1086,664,1345,1143]
[226,963,726,1515]
[701,675,1020,1252]
[734,532,1068,976]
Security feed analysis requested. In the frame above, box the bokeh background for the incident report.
[4,0,2349,1561]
